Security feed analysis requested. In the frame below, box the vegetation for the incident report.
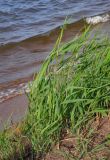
[0,27,110,159]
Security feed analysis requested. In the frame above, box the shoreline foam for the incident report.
[86,14,110,25]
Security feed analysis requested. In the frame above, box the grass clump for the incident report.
[0,27,110,159]
[24,28,110,158]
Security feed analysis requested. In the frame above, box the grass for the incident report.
[0,26,110,159]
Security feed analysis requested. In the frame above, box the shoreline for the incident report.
[0,94,28,130]
[1,20,110,107]
[0,28,110,159]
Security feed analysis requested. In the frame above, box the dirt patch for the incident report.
[45,117,110,160]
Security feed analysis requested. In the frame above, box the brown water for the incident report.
[0,0,110,102]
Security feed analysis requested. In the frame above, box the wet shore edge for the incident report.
[0,94,28,130]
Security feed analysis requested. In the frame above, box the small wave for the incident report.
[0,82,31,103]
[86,14,110,25]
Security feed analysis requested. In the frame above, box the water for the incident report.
[0,0,110,102]
[0,0,110,44]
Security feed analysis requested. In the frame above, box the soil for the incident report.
[45,117,110,160]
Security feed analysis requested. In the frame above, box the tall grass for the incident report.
[24,27,110,156]
[0,27,110,159]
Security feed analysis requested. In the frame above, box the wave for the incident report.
[0,12,110,49]
[86,14,110,25]
[0,12,110,47]
[0,82,30,103]
[0,19,84,50]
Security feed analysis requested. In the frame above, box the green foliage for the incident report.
[24,27,110,156]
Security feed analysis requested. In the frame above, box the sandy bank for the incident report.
[0,94,28,130]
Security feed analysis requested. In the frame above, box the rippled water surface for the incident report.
[0,0,110,102]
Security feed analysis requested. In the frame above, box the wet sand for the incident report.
[0,94,28,130]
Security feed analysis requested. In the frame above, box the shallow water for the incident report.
[0,0,110,102]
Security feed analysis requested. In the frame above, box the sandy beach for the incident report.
[0,94,28,130]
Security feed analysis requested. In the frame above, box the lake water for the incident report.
[0,0,110,102]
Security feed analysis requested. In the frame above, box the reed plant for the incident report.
[0,27,110,159]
